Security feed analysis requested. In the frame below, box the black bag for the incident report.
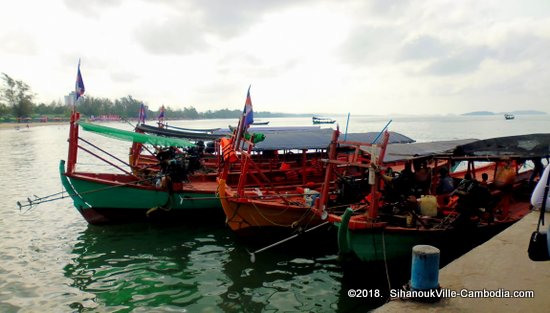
[528,166,550,261]
[528,230,549,261]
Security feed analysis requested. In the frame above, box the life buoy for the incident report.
[220,138,238,163]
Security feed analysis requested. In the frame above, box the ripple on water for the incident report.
[9,119,531,311]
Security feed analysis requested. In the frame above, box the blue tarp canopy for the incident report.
[381,139,478,163]
[247,129,415,151]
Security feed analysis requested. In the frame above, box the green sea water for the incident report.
[1,115,549,312]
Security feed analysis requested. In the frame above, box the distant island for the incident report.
[462,110,547,116]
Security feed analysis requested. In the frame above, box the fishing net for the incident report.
[79,122,195,147]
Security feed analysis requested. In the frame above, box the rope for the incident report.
[381,231,392,300]
[248,221,330,262]
[17,174,163,211]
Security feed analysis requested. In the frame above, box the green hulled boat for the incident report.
[60,111,222,224]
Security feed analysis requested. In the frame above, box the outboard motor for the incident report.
[336,175,371,204]
[156,147,189,183]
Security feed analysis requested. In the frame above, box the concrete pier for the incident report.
[374,211,550,313]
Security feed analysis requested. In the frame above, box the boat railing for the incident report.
[77,136,134,176]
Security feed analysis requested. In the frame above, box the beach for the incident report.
[0,121,68,130]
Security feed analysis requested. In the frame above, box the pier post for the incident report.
[410,245,440,301]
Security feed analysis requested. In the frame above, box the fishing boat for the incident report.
[312,116,336,124]
[312,131,550,263]
[59,111,224,224]
[252,120,270,125]
[59,111,370,224]
[217,122,416,236]
[504,113,515,120]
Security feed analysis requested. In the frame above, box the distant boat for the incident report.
[252,120,270,125]
[312,116,336,124]
[504,113,515,120]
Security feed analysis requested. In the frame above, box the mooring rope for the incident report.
[381,230,392,300]
[17,174,163,211]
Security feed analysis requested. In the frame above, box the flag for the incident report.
[158,105,165,121]
[75,60,85,101]
[242,86,254,130]
[138,103,147,124]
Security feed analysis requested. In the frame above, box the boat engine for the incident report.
[336,175,371,204]
[156,147,189,183]
[185,145,203,173]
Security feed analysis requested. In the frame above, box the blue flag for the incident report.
[158,105,165,121]
[75,60,85,100]
[243,86,254,129]
[138,103,147,123]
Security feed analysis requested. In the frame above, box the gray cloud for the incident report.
[63,0,124,17]
[109,70,139,83]
[135,0,322,55]
[422,46,492,76]
[136,18,209,55]
[493,32,550,64]
[367,0,412,16]
[399,35,448,60]
[339,25,403,66]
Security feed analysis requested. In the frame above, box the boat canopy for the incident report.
[376,133,550,163]
[79,122,195,147]
[344,132,415,145]
[380,139,477,163]
[136,124,415,151]
[247,129,415,151]
[452,133,550,159]
[136,124,225,141]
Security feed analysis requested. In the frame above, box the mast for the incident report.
[67,60,85,174]
[367,131,390,219]
[318,127,340,217]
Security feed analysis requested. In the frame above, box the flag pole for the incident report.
[233,85,251,150]
[73,59,80,113]
[344,112,350,141]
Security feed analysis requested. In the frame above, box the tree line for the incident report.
[0,73,300,121]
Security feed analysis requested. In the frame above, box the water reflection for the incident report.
[64,223,388,312]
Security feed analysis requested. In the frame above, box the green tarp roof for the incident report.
[79,122,195,147]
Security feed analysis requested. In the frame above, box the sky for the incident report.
[0,0,549,115]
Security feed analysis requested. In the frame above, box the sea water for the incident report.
[1,114,549,312]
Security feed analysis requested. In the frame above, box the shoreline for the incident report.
[0,121,69,130]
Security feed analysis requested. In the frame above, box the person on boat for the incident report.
[531,164,550,212]
[480,173,489,187]
[451,173,490,226]
[379,162,415,202]
[475,173,493,222]
[413,160,431,196]
[436,167,455,195]
[450,172,474,197]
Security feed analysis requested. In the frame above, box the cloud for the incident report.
[135,18,210,55]
[109,70,139,83]
[399,35,448,60]
[132,0,315,55]
[0,32,37,55]
[422,46,492,76]
[339,24,403,66]
[63,0,124,17]
[367,0,412,16]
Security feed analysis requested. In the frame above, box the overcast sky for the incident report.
[1,0,549,115]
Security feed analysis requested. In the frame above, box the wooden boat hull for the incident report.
[59,160,222,224]
[217,178,322,235]
[336,207,525,263]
